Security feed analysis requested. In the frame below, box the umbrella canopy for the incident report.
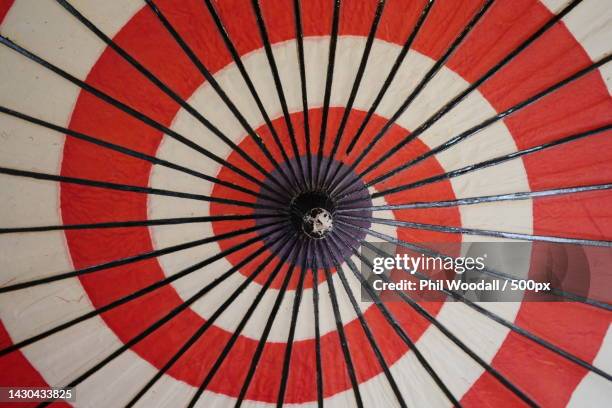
[0,0,611,406]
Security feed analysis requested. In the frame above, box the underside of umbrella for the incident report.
[0,0,611,407]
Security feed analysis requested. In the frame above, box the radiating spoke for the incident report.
[0,223,288,357]
[142,0,299,196]
[327,0,494,194]
[322,237,408,408]
[337,123,612,202]
[336,182,612,213]
[334,225,538,406]
[334,56,612,199]
[35,224,292,408]
[0,35,290,200]
[340,0,436,156]
[201,0,309,191]
[340,214,612,247]
[136,239,296,407]
[0,105,285,206]
[0,219,286,293]
[337,219,612,380]
[314,0,341,188]
[328,0,586,196]
[292,0,314,190]
[235,239,310,408]
[320,0,387,189]
[316,240,365,408]
[0,166,282,211]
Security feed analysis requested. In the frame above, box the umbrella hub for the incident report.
[290,191,335,239]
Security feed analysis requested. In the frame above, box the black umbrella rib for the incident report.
[317,240,364,408]
[351,0,585,186]
[0,166,279,211]
[341,214,612,247]
[186,240,299,408]
[338,215,611,311]
[251,0,308,191]
[338,55,612,199]
[360,0,495,153]
[328,0,494,194]
[324,232,460,407]
[322,237,408,408]
[338,123,612,202]
[314,0,341,188]
[338,0,582,194]
[201,0,307,191]
[235,239,309,408]
[339,0,436,157]
[329,0,586,195]
[320,0,387,189]
[138,239,295,407]
[337,182,612,213]
[143,0,298,196]
[0,223,288,357]
[0,105,285,206]
[0,35,287,200]
[0,213,282,234]
[292,0,314,190]
[0,219,285,294]
[275,240,310,408]
[338,220,612,381]
[132,236,297,408]
[35,227,290,408]
[55,0,294,198]
[311,245,324,407]
[332,226,538,407]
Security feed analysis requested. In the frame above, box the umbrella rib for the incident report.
[0,105,285,206]
[133,239,297,408]
[328,0,494,193]
[314,0,342,189]
[328,0,587,195]
[311,247,325,407]
[275,240,310,408]
[338,220,612,381]
[34,226,291,408]
[336,55,612,199]
[339,0,436,157]
[338,123,612,202]
[251,0,309,192]
[0,219,285,294]
[183,238,299,408]
[0,223,288,357]
[322,237,408,408]
[341,214,612,247]
[333,226,538,407]
[323,231,461,407]
[142,0,299,196]
[201,0,308,191]
[0,35,289,200]
[336,182,612,213]
[320,0,387,189]
[292,0,314,190]
[235,239,309,407]
[0,166,282,211]
[359,0,495,152]
[56,0,294,197]
[316,240,365,408]
[337,216,611,310]
[0,213,282,235]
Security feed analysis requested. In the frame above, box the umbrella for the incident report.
[0,0,611,406]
